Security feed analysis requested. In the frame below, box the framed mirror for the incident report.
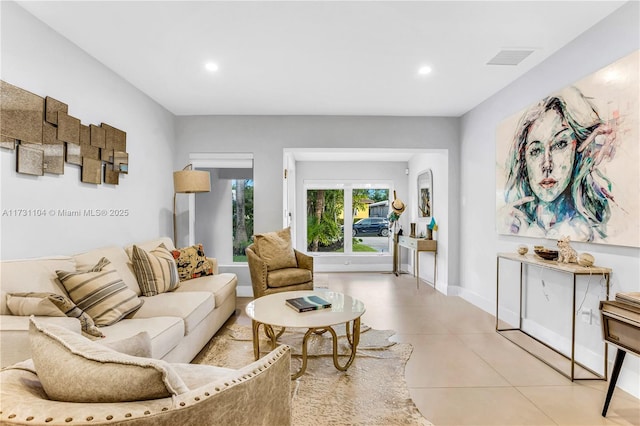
[417,169,433,218]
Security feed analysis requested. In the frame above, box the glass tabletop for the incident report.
[245,290,366,328]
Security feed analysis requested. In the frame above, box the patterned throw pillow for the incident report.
[171,244,214,282]
[56,258,143,326]
[130,243,180,296]
[7,292,104,338]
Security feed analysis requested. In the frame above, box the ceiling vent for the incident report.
[487,49,534,66]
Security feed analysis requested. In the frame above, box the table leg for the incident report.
[329,318,360,372]
[251,320,261,360]
[602,349,626,417]
[252,321,277,360]
[291,318,362,380]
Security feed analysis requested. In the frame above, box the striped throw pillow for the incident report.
[56,258,143,326]
[130,244,180,297]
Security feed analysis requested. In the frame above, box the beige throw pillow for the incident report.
[131,244,180,296]
[254,227,297,271]
[57,257,143,326]
[7,293,66,317]
[7,292,104,338]
[29,317,188,403]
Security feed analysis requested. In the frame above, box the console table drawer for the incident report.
[398,236,436,251]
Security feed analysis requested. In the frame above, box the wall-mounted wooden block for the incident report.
[45,96,68,125]
[79,124,90,145]
[43,143,64,175]
[111,151,128,174]
[66,142,82,165]
[42,121,60,144]
[101,123,126,154]
[81,143,100,160]
[90,124,105,148]
[0,80,44,144]
[57,111,80,144]
[1,136,17,150]
[17,144,44,176]
[113,128,126,152]
[81,158,102,184]
[105,164,119,185]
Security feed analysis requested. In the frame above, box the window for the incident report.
[232,179,253,262]
[305,184,390,255]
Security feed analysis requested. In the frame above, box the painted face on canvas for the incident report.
[525,109,577,203]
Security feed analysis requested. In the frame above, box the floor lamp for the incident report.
[173,164,211,244]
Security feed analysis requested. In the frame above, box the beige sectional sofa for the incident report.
[0,237,238,367]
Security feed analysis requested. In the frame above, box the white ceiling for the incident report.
[17,1,626,117]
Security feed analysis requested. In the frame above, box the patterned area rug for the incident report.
[193,323,432,426]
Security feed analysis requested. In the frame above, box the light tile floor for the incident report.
[231,272,640,426]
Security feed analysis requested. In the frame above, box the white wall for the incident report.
[0,2,176,258]
[175,115,461,292]
[459,2,639,397]
[408,151,449,292]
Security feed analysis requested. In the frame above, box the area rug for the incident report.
[193,323,432,426]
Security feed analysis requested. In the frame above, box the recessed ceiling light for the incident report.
[418,65,432,76]
[205,62,219,72]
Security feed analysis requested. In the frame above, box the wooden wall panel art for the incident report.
[0,80,129,186]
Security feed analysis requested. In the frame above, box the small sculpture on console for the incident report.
[557,236,578,263]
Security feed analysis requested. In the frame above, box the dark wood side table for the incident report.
[599,298,640,416]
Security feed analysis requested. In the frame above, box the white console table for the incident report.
[496,252,611,381]
[397,236,437,289]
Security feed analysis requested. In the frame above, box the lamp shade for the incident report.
[173,170,211,193]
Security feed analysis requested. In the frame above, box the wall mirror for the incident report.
[417,169,433,218]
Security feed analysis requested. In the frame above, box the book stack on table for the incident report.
[286,295,332,313]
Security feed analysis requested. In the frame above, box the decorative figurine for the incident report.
[557,236,578,263]
[577,252,595,267]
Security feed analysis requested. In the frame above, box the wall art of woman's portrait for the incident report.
[496,50,639,247]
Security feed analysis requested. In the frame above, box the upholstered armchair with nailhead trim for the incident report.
[0,345,291,426]
[246,244,313,298]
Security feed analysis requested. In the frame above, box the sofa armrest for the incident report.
[1,316,81,368]
[294,249,314,273]
[0,345,292,425]
[206,257,219,275]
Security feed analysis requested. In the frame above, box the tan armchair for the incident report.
[246,244,313,298]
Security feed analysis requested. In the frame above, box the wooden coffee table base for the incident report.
[251,317,361,380]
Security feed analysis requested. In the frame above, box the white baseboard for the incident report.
[449,285,640,399]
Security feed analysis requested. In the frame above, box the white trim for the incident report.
[189,152,254,169]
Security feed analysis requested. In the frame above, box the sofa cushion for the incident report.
[56,257,143,326]
[254,227,297,271]
[7,292,104,338]
[73,246,141,295]
[171,244,214,281]
[29,318,189,403]
[132,292,214,335]
[102,331,152,358]
[174,273,237,308]
[97,316,184,359]
[0,256,74,315]
[131,244,180,296]
[268,268,313,288]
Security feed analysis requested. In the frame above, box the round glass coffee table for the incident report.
[245,290,366,379]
